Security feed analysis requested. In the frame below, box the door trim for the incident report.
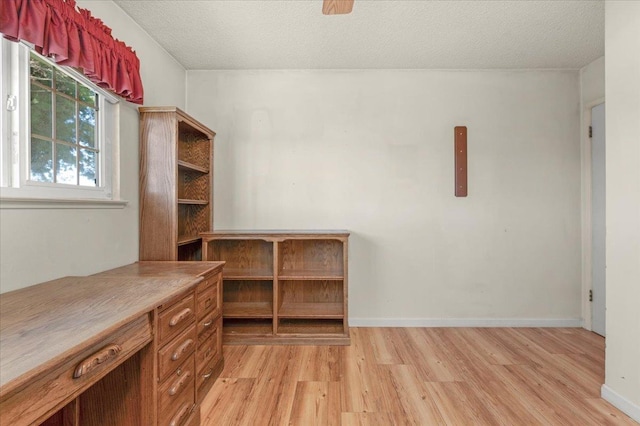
[581,97,605,332]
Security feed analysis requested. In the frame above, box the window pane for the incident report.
[56,95,76,143]
[55,69,76,97]
[24,51,110,192]
[78,85,95,106]
[79,149,97,187]
[30,138,53,182]
[55,143,77,184]
[79,106,96,148]
[31,84,53,138]
[30,55,53,87]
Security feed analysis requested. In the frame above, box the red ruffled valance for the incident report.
[0,0,144,104]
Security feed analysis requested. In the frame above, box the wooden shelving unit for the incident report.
[201,231,350,345]
[139,107,215,261]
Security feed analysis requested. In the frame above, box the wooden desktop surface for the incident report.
[0,261,224,397]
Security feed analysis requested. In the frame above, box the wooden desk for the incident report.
[0,261,224,426]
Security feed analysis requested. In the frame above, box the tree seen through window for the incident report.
[29,53,98,186]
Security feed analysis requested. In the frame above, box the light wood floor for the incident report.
[201,328,637,425]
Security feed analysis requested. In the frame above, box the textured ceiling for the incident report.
[113,0,604,70]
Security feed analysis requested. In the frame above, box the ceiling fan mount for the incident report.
[322,0,354,15]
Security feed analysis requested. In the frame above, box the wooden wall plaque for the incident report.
[454,126,467,197]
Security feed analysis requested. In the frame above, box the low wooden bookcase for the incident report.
[201,231,350,345]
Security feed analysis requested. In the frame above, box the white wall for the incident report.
[187,69,582,324]
[581,57,605,106]
[579,56,605,331]
[602,1,640,421]
[0,1,186,293]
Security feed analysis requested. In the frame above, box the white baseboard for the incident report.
[602,384,640,423]
[348,318,583,328]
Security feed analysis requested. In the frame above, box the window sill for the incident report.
[0,197,128,209]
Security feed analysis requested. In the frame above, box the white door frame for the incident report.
[581,97,605,332]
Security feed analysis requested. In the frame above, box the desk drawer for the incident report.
[196,285,218,320]
[196,271,219,293]
[195,334,215,373]
[198,315,221,361]
[164,401,197,426]
[158,357,195,425]
[197,310,218,342]
[0,315,152,426]
[184,407,200,426]
[198,315,221,365]
[158,294,195,346]
[158,325,196,381]
[196,355,223,403]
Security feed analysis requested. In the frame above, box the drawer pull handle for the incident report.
[169,308,192,327]
[73,344,122,379]
[169,402,192,426]
[203,319,213,327]
[202,368,214,379]
[169,371,191,396]
[171,339,194,361]
[204,298,212,308]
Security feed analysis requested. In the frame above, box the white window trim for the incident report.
[0,197,127,209]
[0,40,127,209]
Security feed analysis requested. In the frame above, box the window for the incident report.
[1,39,121,203]
[29,53,99,186]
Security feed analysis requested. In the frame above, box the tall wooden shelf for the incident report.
[201,231,350,345]
[139,107,215,261]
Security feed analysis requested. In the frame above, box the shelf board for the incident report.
[203,230,350,237]
[223,268,274,280]
[224,302,273,318]
[223,318,273,336]
[278,269,344,280]
[223,334,350,346]
[177,235,202,246]
[177,198,209,205]
[277,319,345,335]
[177,160,209,174]
[278,302,343,319]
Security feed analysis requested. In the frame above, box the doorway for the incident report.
[591,102,605,337]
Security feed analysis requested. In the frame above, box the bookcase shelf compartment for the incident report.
[278,280,344,319]
[278,239,344,276]
[223,280,273,318]
[177,204,209,245]
[208,239,274,278]
[178,167,209,202]
[178,121,211,169]
[177,240,202,261]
